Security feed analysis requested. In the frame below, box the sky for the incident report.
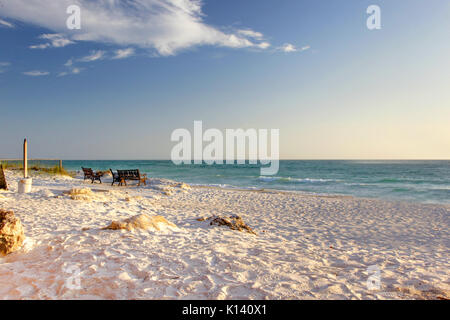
[0,0,449,160]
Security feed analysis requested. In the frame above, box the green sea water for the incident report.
[62,160,450,205]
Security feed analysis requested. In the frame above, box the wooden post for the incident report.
[59,160,63,172]
[23,139,27,178]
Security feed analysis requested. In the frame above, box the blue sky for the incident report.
[1,0,449,160]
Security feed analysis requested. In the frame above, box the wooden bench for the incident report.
[116,169,147,186]
[110,169,121,186]
[82,167,102,184]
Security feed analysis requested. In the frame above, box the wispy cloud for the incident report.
[71,67,82,74]
[280,43,296,53]
[299,45,311,52]
[278,43,311,53]
[237,29,264,40]
[59,57,86,77]
[79,50,106,62]
[0,62,11,73]
[257,42,271,49]
[29,43,51,50]
[112,48,135,60]
[23,70,50,76]
[61,48,132,75]
[58,67,83,77]
[0,18,14,28]
[30,33,74,49]
[0,0,272,56]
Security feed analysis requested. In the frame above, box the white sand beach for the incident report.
[0,170,449,300]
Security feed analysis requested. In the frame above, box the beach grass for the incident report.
[0,161,73,177]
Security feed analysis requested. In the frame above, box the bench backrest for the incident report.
[117,169,141,179]
[82,167,94,176]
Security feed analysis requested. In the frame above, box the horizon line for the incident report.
[3,158,450,161]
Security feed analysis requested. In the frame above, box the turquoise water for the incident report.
[63,160,450,205]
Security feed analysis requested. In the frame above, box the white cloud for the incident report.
[59,58,85,77]
[112,48,135,60]
[30,43,50,49]
[58,67,83,77]
[79,50,106,62]
[0,19,14,28]
[0,0,271,56]
[237,29,264,40]
[40,34,74,47]
[300,45,311,52]
[278,43,311,53]
[280,43,297,53]
[257,42,271,49]
[23,70,50,76]
[30,33,74,49]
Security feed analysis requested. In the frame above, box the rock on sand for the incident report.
[0,209,25,256]
[103,214,177,232]
[198,215,256,235]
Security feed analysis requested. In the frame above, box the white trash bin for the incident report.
[18,177,33,194]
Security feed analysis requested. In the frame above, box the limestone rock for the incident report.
[174,182,191,190]
[64,187,94,200]
[201,215,256,235]
[149,179,190,194]
[63,188,106,202]
[103,214,177,232]
[0,209,25,256]
[125,196,143,202]
[161,187,174,196]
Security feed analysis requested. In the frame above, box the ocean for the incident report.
[62,160,450,205]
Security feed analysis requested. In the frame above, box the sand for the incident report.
[0,170,448,300]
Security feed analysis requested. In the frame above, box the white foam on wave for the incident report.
[258,176,334,183]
